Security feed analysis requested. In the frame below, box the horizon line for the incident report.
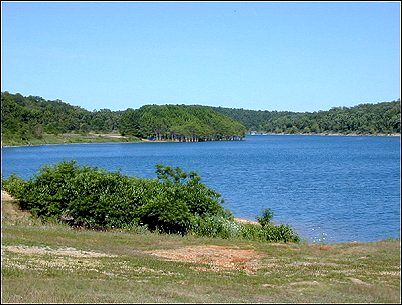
[2,90,400,114]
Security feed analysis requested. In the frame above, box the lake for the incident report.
[1,135,400,243]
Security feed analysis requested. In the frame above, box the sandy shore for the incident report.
[233,217,259,225]
[1,190,14,201]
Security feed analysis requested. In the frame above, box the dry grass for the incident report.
[2,245,117,258]
[1,191,40,226]
[1,190,400,303]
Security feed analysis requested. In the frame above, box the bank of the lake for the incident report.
[248,132,401,137]
[1,190,400,304]
[2,131,400,148]
[0,132,142,147]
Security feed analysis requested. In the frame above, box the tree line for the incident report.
[1,91,400,146]
[212,100,400,135]
[120,104,246,142]
[1,92,246,145]
[1,92,121,144]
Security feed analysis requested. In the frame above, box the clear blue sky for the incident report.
[1,2,400,112]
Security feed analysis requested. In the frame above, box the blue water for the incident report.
[1,135,400,244]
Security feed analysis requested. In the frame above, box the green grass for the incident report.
[2,133,140,146]
[1,193,400,303]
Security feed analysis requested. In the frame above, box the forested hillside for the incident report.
[212,100,401,135]
[1,92,245,145]
[1,91,400,146]
[120,105,246,141]
[1,92,121,145]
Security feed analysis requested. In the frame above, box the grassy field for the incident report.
[1,191,400,303]
[1,133,140,147]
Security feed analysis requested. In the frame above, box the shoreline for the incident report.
[2,132,400,148]
[2,185,400,303]
[233,217,259,225]
[248,132,401,137]
[2,190,399,245]
[1,140,142,149]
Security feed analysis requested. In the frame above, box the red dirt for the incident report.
[146,245,263,273]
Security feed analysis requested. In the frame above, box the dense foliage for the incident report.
[119,104,246,141]
[257,208,274,227]
[1,92,245,145]
[212,100,401,135]
[2,91,399,146]
[1,92,122,145]
[2,161,300,242]
[1,161,226,234]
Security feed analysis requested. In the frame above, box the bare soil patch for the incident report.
[146,245,262,273]
[2,245,116,258]
[2,190,15,202]
[1,190,34,223]
[88,133,128,139]
[233,217,259,225]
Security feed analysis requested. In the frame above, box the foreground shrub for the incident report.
[262,224,300,243]
[191,215,243,239]
[190,216,300,243]
[2,173,26,200]
[2,161,227,234]
[257,208,274,227]
[2,161,300,242]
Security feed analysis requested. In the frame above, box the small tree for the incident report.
[257,208,274,227]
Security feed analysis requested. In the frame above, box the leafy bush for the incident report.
[257,208,274,227]
[2,161,300,243]
[190,215,300,243]
[2,173,26,200]
[155,164,227,217]
[135,187,195,234]
[262,224,300,243]
[1,161,227,234]
[191,215,243,239]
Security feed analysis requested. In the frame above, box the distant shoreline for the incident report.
[248,132,401,137]
[2,132,400,148]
